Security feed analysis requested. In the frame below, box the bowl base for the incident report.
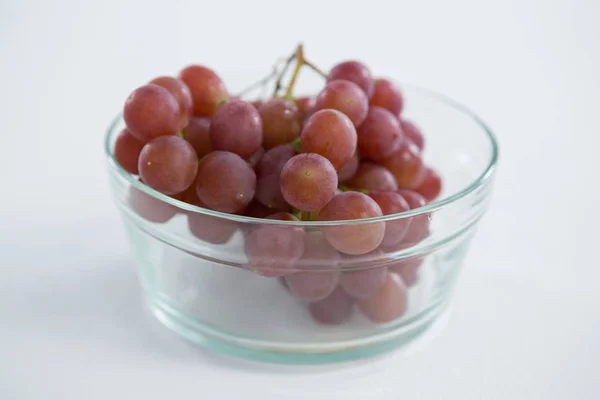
[149,296,448,364]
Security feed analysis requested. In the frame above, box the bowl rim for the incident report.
[105,83,499,227]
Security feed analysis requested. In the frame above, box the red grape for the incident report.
[346,162,398,193]
[247,146,265,168]
[300,109,357,170]
[138,136,198,195]
[182,117,212,158]
[389,255,423,287]
[280,153,338,212]
[188,204,238,245]
[258,98,302,149]
[295,96,316,120]
[340,266,387,299]
[285,233,341,302]
[318,192,385,255]
[308,286,354,325]
[314,80,369,127]
[357,106,404,160]
[397,190,430,243]
[251,100,263,110]
[114,129,145,174]
[209,99,262,159]
[357,272,408,323]
[244,212,305,277]
[337,151,360,183]
[369,191,412,248]
[380,141,425,189]
[255,144,296,210]
[243,200,283,218]
[328,60,374,97]
[149,76,193,128]
[123,84,181,142]
[195,151,256,213]
[369,78,404,115]
[400,119,424,151]
[128,185,177,223]
[416,167,442,201]
[178,65,228,117]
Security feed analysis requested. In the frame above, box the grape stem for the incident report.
[236,63,281,99]
[283,44,306,100]
[272,52,297,98]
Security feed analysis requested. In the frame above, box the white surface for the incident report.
[1,0,599,398]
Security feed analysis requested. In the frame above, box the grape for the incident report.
[308,286,354,325]
[138,136,198,195]
[149,76,193,128]
[380,141,425,189]
[346,162,398,193]
[369,78,404,115]
[318,192,385,255]
[243,200,282,218]
[195,151,256,213]
[209,99,262,158]
[389,254,423,287]
[337,151,360,183]
[357,272,408,323]
[114,129,145,174]
[340,266,387,299]
[188,203,237,245]
[357,106,404,160]
[182,117,212,158]
[251,100,263,110]
[300,109,357,169]
[369,192,412,248]
[178,65,228,117]
[247,146,265,168]
[314,80,368,126]
[244,212,305,277]
[123,84,181,142]
[285,232,341,302]
[397,190,430,243]
[280,153,338,212]
[255,144,296,210]
[295,96,316,120]
[328,61,374,97]
[416,167,442,201]
[128,185,177,223]
[258,98,302,149]
[400,119,424,151]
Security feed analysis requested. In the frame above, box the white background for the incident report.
[1,0,599,398]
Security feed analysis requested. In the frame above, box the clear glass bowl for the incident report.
[105,83,498,364]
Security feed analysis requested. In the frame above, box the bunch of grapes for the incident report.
[114,44,443,326]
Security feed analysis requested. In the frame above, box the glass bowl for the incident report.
[105,83,498,364]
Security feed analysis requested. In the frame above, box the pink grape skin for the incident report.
[123,84,181,143]
[258,98,302,149]
[397,190,430,244]
[416,167,443,201]
[285,233,342,302]
[182,117,212,158]
[209,99,263,159]
[400,119,425,151]
[389,253,423,287]
[380,141,426,189]
[346,162,398,193]
[149,76,193,128]
[178,65,228,117]
[300,109,357,170]
[255,144,296,210]
[308,286,354,325]
[295,96,316,120]
[357,272,408,323]
[357,106,404,161]
[340,266,388,300]
[280,153,338,212]
[187,202,237,245]
[369,78,404,116]
[114,129,145,174]
[337,151,360,183]
[328,60,374,98]
[369,191,412,248]
[244,212,305,277]
[127,185,178,223]
[243,200,283,219]
[247,146,265,168]
[195,151,256,213]
[314,80,369,127]
[138,136,198,195]
[318,192,385,255]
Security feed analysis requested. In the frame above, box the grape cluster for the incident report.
[114,45,443,326]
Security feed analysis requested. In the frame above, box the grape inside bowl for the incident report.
[105,74,498,364]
